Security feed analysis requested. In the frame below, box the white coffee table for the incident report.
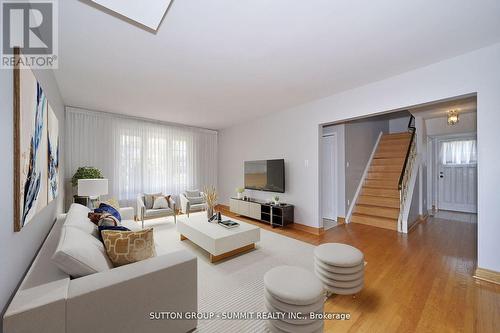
[177,212,260,263]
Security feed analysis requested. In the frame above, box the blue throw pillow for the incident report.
[98,225,130,241]
[95,203,122,222]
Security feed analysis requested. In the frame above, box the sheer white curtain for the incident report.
[440,139,477,165]
[66,108,218,206]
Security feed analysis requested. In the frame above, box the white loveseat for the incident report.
[3,204,198,333]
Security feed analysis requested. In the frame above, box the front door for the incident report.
[437,137,477,213]
[322,134,337,220]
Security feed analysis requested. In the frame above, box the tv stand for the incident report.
[229,198,294,228]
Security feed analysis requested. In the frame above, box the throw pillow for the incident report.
[98,198,120,210]
[144,193,161,209]
[185,190,200,198]
[94,203,122,222]
[98,225,130,241]
[88,212,107,225]
[188,196,204,205]
[65,203,98,238]
[101,228,155,267]
[152,196,169,209]
[52,226,113,278]
[97,213,120,227]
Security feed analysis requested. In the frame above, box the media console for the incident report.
[229,198,294,228]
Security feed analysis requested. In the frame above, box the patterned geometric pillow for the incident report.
[98,225,130,241]
[101,228,155,267]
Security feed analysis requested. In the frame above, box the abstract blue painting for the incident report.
[48,106,59,202]
[14,58,58,231]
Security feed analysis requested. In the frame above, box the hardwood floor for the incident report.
[217,207,500,332]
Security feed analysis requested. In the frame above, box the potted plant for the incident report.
[236,187,245,199]
[71,167,104,205]
[273,195,280,205]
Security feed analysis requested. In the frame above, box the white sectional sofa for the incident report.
[3,204,198,333]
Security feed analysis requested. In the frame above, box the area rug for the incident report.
[145,217,316,333]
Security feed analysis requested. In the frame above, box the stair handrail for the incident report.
[397,114,417,232]
[398,115,416,190]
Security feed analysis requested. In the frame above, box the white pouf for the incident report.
[314,243,365,295]
[264,266,324,333]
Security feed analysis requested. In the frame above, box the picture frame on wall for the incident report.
[13,47,60,232]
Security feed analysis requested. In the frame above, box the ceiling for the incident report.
[55,0,500,130]
[411,96,477,119]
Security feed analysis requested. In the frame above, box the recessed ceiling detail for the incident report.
[90,0,172,31]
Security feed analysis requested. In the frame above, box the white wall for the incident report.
[389,116,410,133]
[344,118,388,212]
[425,112,476,136]
[218,42,500,272]
[0,68,65,327]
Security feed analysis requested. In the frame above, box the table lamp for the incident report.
[78,179,109,209]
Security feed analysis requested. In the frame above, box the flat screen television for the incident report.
[244,159,285,193]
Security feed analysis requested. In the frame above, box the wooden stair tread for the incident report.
[367,172,400,180]
[362,187,399,198]
[370,165,403,172]
[354,204,400,219]
[382,132,411,138]
[371,158,405,165]
[357,195,399,208]
[350,213,398,231]
[364,180,399,189]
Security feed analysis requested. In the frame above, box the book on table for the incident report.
[218,220,240,229]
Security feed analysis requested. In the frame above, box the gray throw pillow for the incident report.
[185,190,200,198]
[144,193,161,209]
[188,196,204,205]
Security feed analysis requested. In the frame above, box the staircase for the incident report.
[350,132,412,230]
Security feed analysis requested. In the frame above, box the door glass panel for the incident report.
[440,139,477,165]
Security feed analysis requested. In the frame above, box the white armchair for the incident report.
[137,194,177,227]
[180,190,206,217]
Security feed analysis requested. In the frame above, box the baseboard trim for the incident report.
[216,204,229,211]
[408,214,427,232]
[474,267,500,285]
[291,223,324,235]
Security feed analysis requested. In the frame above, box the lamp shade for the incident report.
[78,179,109,197]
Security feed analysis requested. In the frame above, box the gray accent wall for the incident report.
[0,67,65,331]
[344,118,389,213]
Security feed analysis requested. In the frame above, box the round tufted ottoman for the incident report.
[314,243,364,295]
[264,266,324,333]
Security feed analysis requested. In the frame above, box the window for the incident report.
[440,139,477,165]
[119,133,142,200]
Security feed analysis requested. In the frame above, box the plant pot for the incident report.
[237,192,242,199]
